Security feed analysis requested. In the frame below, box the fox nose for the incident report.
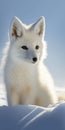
[32,57,37,62]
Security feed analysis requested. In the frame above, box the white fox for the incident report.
[4,16,58,106]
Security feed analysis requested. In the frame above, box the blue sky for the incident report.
[0,0,65,87]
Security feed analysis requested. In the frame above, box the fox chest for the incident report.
[7,65,36,89]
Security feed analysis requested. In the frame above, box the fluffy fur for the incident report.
[3,16,58,106]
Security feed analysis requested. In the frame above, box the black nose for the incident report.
[32,57,37,62]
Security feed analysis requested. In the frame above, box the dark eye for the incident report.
[21,46,28,50]
[35,45,39,50]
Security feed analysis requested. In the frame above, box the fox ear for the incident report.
[9,17,24,40]
[33,16,45,37]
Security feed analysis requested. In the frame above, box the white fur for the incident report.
[3,16,57,106]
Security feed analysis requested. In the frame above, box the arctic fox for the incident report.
[4,16,58,106]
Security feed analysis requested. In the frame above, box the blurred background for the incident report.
[0,0,65,88]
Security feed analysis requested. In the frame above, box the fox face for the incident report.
[9,16,47,64]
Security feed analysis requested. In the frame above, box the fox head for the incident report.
[9,16,47,64]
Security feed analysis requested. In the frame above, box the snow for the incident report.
[0,83,65,130]
[0,84,8,106]
[20,102,65,130]
[0,101,65,129]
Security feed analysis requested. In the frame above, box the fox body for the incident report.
[4,16,57,106]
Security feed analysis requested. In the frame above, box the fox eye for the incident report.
[21,46,28,50]
[35,45,39,50]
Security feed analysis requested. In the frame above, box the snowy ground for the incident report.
[0,83,8,106]
[0,101,65,130]
[0,83,65,130]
